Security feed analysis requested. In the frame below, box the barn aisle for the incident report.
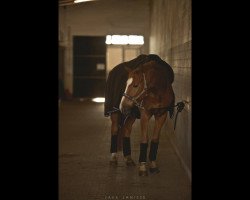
[59,100,191,200]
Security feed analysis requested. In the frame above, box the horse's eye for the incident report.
[133,84,138,88]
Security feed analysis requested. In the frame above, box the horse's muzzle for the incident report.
[120,96,133,115]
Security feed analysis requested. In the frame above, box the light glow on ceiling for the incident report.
[105,35,144,45]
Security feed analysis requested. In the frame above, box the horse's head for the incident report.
[119,68,147,115]
[119,60,175,116]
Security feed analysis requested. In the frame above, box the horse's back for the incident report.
[146,54,174,84]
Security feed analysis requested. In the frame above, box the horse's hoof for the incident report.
[126,159,136,166]
[124,156,136,167]
[139,162,148,176]
[139,170,148,176]
[109,160,118,166]
[149,167,160,174]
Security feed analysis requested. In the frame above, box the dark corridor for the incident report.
[73,36,106,98]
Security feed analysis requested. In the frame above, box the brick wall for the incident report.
[149,0,192,180]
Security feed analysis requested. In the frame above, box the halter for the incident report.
[122,73,148,109]
[122,71,187,130]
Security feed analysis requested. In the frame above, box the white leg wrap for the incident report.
[111,153,117,159]
[150,161,157,168]
[139,162,147,171]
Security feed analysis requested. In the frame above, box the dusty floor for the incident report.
[59,99,191,200]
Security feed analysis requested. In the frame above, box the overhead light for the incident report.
[111,35,128,45]
[128,35,144,45]
[92,97,105,103]
[105,35,144,45]
[74,0,95,3]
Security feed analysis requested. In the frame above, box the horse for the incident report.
[105,55,175,176]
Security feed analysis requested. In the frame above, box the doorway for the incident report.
[106,45,141,75]
[73,36,106,98]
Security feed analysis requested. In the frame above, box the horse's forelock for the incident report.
[130,70,143,85]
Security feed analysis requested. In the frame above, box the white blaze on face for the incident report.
[125,77,133,92]
[119,77,133,110]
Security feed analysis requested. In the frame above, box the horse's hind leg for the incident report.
[149,112,168,174]
[109,112,121,166]
[122,116,136,166]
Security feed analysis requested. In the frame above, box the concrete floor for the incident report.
[59,99,191,200]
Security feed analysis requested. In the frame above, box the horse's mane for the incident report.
[143,54,174,84]
[139,60,173,92]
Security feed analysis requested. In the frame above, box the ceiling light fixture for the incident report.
[105,35,144,45]
[74,0,95,3]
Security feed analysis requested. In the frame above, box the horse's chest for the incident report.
[149,107,169,116]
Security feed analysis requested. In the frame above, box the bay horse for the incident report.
[105,55,175,176]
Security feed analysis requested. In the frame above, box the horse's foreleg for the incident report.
[139,110,152,176]
[122,116,136,166]
[149,112,168,174]
[110,112,121,165]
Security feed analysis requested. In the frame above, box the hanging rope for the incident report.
[173,101,187,130]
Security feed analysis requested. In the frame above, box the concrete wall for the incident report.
[59,0,150,94]
[149,0,192,180]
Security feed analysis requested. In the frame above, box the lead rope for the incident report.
[173,101,188,130]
